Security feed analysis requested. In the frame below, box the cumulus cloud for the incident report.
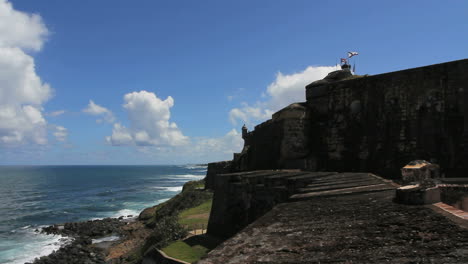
[229,103,274,126]
[0,47,52,106]
[0,105,47,145]
[0,0,48,51]
[53,125,67,142]
[106,123,133,146]
[83,100,115,123]
[106,91,188,147]
[104,90,244,162]
[229,65,337,126]
[131,129,244,164]
[0,0,55,147]
[192,129,243,155]
[0,50,50,145]
[47,110,66,117]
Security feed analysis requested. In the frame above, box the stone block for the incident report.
[395,184,441,205]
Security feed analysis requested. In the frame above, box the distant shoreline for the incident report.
[29,178,211,264]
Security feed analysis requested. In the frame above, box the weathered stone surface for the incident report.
[199,174,468,264]
[401,160,440,184]
[439,181,468,211]
[204,161,233,190]
[207,171,393,239]
[395,184,441,205]
[232,59,468,178]
[235,103,313,171]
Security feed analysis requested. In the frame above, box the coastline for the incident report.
[28,178,212,264]
[29,210,142,263]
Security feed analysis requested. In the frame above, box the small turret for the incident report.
[242,124,248,139]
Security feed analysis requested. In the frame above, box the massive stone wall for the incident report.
[308,59,468,177]
[235,59,468,178]
[235,103,312,171]
[204,161,233,190]
[235,119,283,170]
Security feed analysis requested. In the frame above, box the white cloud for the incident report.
[0,105,47,145]
[103,90,244,163]
[192,129,243,156]
[0,0,48,51]
[229,65,336,126]
[83,100,115,123]
[129,129,244,164]
[229,103,274,126]
[47,110,65,117]
[106,123,133,146]
[0,1,55,147]
[0,47,52,106]
[53,125,67,142]
[106,91,188,146]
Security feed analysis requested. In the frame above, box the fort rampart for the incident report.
[235,59,468,178]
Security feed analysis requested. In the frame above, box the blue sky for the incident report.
[0,0,466,165]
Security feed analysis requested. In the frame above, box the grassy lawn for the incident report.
[162,240,209,263]
[178,199,212,230]
[160,196,221,263]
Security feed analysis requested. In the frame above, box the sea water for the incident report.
[0,165,207,264]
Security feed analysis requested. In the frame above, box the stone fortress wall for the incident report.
[233,59,468,178]
[203,59,468,240]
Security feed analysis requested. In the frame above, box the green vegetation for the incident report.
[139,179,214,257]
[144,180,212,228]
[162,234,222,263]
[178,199,212,230]
[142,215,188,251]
[162,241,210,263]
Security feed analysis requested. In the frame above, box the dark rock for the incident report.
[34,218,126,264]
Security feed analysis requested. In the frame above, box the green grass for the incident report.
[193,183,205,189]
[162,241,209,263]
[178,199,212,230]
[144,180,212,228]
[161,199,214,263]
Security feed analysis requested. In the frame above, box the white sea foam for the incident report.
[165,174,205,179]
[92,235,120,244]
[151,185,184,192]
[182,164,207,170]
[157,198,170,204]
[165,186,183,192]
[0,227,73,264]
[111,209,139,219]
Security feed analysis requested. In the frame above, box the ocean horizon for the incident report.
[0,164,207,264]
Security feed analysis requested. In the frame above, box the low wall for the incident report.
[207,170,336,238]
[439,184,468,211]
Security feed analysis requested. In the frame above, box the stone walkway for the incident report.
[198,173,468,264]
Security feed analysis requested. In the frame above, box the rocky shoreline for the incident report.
[26,179,211,264]
[28,217,130,264]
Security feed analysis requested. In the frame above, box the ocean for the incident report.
[0,165,207,264]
